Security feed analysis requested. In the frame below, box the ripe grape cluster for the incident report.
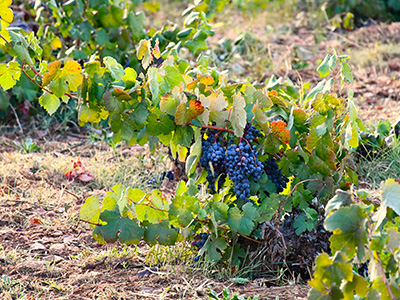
[200,129,227,193]
[264,158,289,193]
[200,124,264,201]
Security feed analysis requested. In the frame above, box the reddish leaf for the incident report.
[78,173,95,182]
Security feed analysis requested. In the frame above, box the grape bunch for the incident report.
[200,130,227,192]
[192,233,209,262]
[264,158,289,193]
[200,124,264,201]
[226,140,263,201]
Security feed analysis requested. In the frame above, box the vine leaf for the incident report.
[103,57,124,81]
[200,235,227,262]
[0,0,12,45]
[374,178,400,229]
[164,65,184,89]
[324,204,368,261]
[342,274,368,299]
[43,61,61,87]
[175,100,204,126]
[169,193,199,228]
[80,196,101,227]
[231,94,246,137]
[308,252,353,292]
[144,221,178,246]
[0,0,13,24]
[228,203,259,236]
[0,62,21,90]
[38,91,60,115]
[62,60,83,91]
[160,94,179,116]
[123,67,137,83]
[93,208,144,244]
[136,39,152,70]
[146,114,175,136]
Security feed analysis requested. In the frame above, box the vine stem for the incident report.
[273,178,325,225]
[372,250,396,300]
[0,33,79,101]
[192,123,235,134]
[21,63,79,100]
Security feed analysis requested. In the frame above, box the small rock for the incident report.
[17,261,46,270]
[49,243,66,254]
[44,255,64,264]
[30,242,47,251]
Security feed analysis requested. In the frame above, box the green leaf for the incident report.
[342,63,353,83]
[325,190,353,216]
[342,274,368,299]
[160,94,179,116]
[324,204,368,260]
[381,178,400,216]
[317,54,332,78]
[38,92,60,115]
[228,203,259,236]
[93,208,144,244]
[104,57,124,81]
[164,66,184,89]
[169,193,198,228]
[146,114,175,135]
[199,235,227,262]
[147,67,159,103]
[79,105,101,124]
[13,44,34,65]
[144,221,178,246]
[173,126,194,148]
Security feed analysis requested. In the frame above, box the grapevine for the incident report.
[0,1,381,297]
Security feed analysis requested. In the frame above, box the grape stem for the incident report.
[274,178,325,225]
[80,219,103,226]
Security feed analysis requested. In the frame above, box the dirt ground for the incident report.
[0,135,309,300]
[2,5,400,300]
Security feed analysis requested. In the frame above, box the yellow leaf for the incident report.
[43,61,62,87]
[0,19,11,45]
[50,36,62,50]
[197,74,214,86]
[0,62,21,90]
[123,67,137,83]
[62,60,83,91]
[0,0,13,24]
[79,105,100,124]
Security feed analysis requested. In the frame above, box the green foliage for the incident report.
[308,179,400,299]
[0,0,366,281]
